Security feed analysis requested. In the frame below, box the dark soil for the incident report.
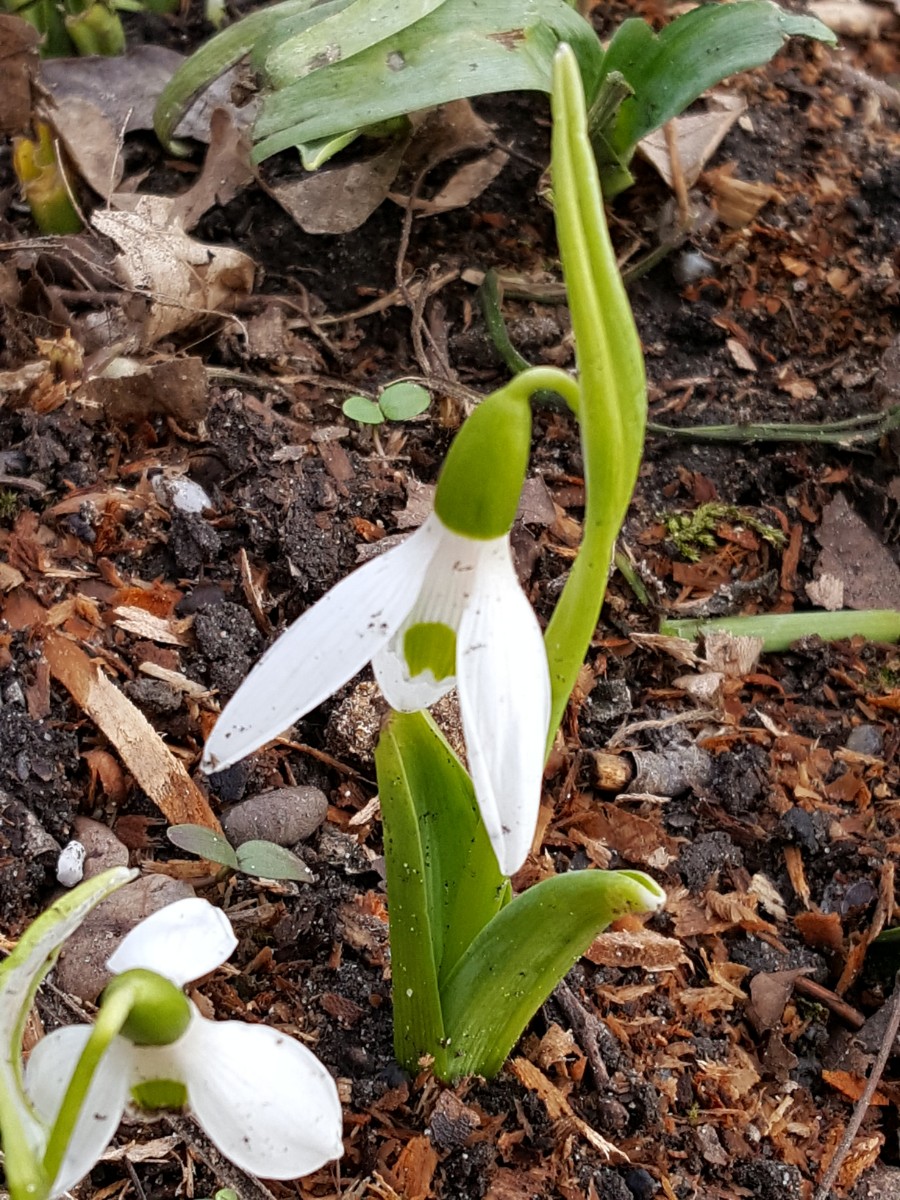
[1,3,900,1198]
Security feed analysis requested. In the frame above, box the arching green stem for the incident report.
[543,45,646,749]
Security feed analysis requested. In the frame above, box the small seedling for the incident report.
[167,823,313,883]
[12,124,82,235]
[5,0,178,56]
[342,381,430,427]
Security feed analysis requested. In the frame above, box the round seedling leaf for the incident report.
[235,840,314,883]
[342,395,385,425]
[378,381,431,421]
[167,824,239,869]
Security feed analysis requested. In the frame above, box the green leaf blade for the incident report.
[594,2,836,181]
[263,0,449,88]
[235,840,314,882]
[252,0,603,158]
[342,395,385,425]
[167,824,239,869]
[378,382,430,422]
[440,869,665,1080]
[375,714,447,1074]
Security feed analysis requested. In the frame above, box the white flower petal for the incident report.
[372,643,456,710]
[373,516,483,711]
[107,898,237,985]
[202,521,442,773]
[457,539,551,876]
[164,1018,343,1178]
[25,1026,130,1197]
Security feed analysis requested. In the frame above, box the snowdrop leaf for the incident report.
[167,823,239,869]
[252,0,603,160]
[261,0,448,88]
[342,395,384,425]
[154,0,327,151]
[440,869,665,1079]
[376,711,508,1071]
[592,2,836,194]
[0,867,136,1200]
[378,382,430,421]
[235,840,314,882]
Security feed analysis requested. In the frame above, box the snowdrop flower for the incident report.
[25,898,343,1195]
[203,389,551,875]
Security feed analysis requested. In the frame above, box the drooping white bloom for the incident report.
[25,898,343,1195]
[202,511,551,876]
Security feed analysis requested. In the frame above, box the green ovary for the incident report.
[131,1079,188,1111]
[404,623,457,681]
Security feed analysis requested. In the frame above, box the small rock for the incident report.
[56,841,86,887]
[72,816,129,878]
[221,786,329,847]
[55,874,194,1002]
[846,723,884,758]
[623,1167,660,1199]
[152,473,213,515]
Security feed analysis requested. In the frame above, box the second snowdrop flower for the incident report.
[25,898,343,1196]
[203,388,551,876]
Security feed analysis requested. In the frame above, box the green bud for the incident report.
[102,968,192,1046]
[434,388,531,540]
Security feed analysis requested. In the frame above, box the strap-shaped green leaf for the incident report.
[376,712,508,1071]
[440,868,665,1079]
[591,2,835,194]
[262,0,449,88]
[252,0,603,160]
[0,866,136,1200]
[154,0,344,152]
[542,44,646,746]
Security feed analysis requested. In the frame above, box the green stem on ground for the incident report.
[660,609,900,652]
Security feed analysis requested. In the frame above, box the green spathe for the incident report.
[103,969,192,1047]
[434,388,531,539]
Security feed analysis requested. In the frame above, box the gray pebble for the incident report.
[72,816,129,878]
[846,723,883,757]
[55,874,194,1002]
[221,786,328,848]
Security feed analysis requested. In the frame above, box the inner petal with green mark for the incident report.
[131,1079,188,1111]
[403,622,457,682]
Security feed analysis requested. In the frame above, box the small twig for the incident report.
[607,709,718,750]
[554,980,613,1091]
[813,973,900,1200]
[123,1155,149,1200]
[663,120,690,229]
[793,976,865,1030]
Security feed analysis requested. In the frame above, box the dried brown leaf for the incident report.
[43,631,220,830]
